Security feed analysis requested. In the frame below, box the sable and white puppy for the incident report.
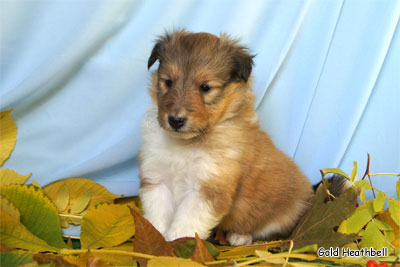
[139,31,313,246]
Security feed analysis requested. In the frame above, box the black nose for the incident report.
[168,116,186,130]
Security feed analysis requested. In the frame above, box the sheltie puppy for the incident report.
[138,30,313,246]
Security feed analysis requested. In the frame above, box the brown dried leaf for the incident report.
[0,242,16,252]
[33,253,78,267]
[191,233,215,263]
[129,207,174,266]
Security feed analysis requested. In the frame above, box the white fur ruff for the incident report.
[139,107,221,241]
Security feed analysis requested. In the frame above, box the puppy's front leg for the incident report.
[165,190,222,241]
[139,182,174,236]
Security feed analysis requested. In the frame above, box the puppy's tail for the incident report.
[312,174,352,197]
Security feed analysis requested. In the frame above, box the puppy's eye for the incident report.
[200,84,211,93]
[165,79,173,87]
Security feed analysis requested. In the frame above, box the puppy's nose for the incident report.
[168,116,186,130]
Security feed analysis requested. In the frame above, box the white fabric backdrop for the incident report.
[1,0,399,201]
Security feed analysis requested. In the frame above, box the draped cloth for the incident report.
[1,0,399,201]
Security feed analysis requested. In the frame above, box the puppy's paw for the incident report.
[165,229,194,242]
[226,232,253,246]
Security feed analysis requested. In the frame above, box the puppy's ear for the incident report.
[148,42,161,70]
[231,48,254,82]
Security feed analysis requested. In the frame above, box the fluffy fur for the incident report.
[139,31,313,246]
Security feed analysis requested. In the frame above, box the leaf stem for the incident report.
[59,214,82,219]
[234,253,316,266]
[283,240,293,267]
[59,248,155,259]
[205,257,258,265]
[361,153,376,198]
[369,173,400,177]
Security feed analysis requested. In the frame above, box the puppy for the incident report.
[139,31,313,246]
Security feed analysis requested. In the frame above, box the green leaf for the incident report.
[360,220,391,252]
[0,184,67,248]
[388,198,400,227]
[173,238,219,259]
[321,168,349,179]
[373,190,386,213]
[282,184,359,249]
[350,162,357,183]
[338,205,372,234]
[0,251,35,266]
[0,211,58,252]
[80,203,134,249]
[355,180,372,190]
[291,244,318,254]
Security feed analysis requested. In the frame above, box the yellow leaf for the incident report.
[338,205,372,234]
[350,161,357,183]
[374,190,386,213]
[54,186,69,212]
[360,220,391,252]
[377,210,400,249]
[0,195,20,221]
[148,256,203,267]
[373,218,392,231]
[31,180,41,188]
[0,109,17,166]
[90,242,136,266]
[360,187,366,203]
[63,251,93,267]
[217,244,274,260]
[397,180,400,199]
[389,198,400,227]
[60,214,82,226]
[355,180,372,190]
[0,169,31,186]
[81,203,134,249]
[255,250,285,265]
[60,217,69,229]
[0,211,58,252]
[43,178,121,214]
[321,168,349,179]
[70,191,90,214]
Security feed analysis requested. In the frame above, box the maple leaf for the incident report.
[191,233,215,264]
[129,207,174,266]
[282,184,359,249]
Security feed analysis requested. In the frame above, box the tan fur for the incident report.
[142,30,313,242]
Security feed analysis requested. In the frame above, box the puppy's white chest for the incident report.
[140,118,217,201]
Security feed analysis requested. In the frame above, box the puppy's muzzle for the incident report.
[168,115,186,131]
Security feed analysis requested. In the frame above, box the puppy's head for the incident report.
[148,31,254,139]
